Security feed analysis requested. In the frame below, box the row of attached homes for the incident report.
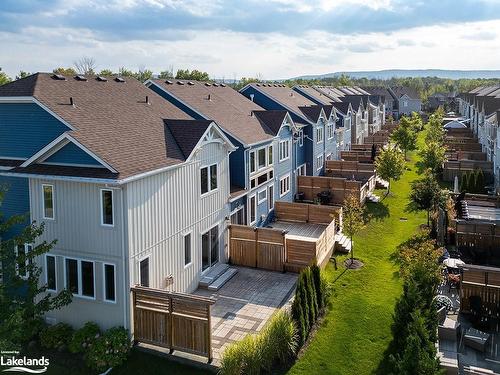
[457,86,500,192]
[0,73,386,330]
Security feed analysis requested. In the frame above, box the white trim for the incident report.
[200,163,219,196]
[185,122,237,163]
[63,256,96,300]
[42,183,55,220]
[279,139,291,162]
[279,174,291,197]
[41,161,107,169]
[102,262,117,303]
[100,189,114,227]
[248,193,257,225]
[200,223,220,272]
[138,255,150,287]
[21,134,69,168]
[268,183,274,213]
[297,130,304,147]
[257,188,267,204]
[316,154,324,171]
[0,96,75,131]
[45,254,57,292]
[0,156,27,160]
[183,232,193,268]
[316,127,324,144]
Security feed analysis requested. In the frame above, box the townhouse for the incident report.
[388,86,422,118]
[363,87,395,119]
[457,86,500,191]
[145,79,296,227]
[239,84,337,188]
[0,73,236,329]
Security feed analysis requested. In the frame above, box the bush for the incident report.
[219,311,297,375]
[85,327,130,371]
[68,322,101,354]
[40,323,74,350]
[311,264,323,310]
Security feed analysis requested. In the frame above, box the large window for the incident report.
[327,123,334,139]
[140,257,149,287]
[268,185,274,212]
[103,263,116,302]
[184,233,192,266]
[15,244,31,279]
[279,140,290,161]
[65,258,95,298]
[249,194,257,224]
[201,164,218,195]
[280,174,290,197]
[202,226,219,271]
[101,189,114,226]
[46,255,56,291]
[316,127,324,143]
[297,164,306,176]
[42,184,54,219]
[250,146,273,174]
[316,155,324,170]
[258,148,266,169]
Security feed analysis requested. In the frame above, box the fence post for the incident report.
[255,228,259,268]
[207,304,213,363]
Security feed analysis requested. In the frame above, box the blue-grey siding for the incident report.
[44,142,102,166]
[0,176,30,238]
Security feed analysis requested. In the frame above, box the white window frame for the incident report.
[63,257,96,300]
[257,188,267,204]
[280,174,291,197]
[279,140,290,162]
[250,145,272,175]
[45,254,57,292]
[183,232,192,268]
[298,130,304,147]
[316,127,324,143]
[267,145,273,166]
[248,194,257,225]
[100,189,114,227]
[15,244,31,280]
[139,255,150,287]
[42,184,55,220]
[316,155,324,171]
[327,123,334,139]
[200,163,218,196]
[268,184,274,212]
[297,164,306,176]
[326,153,332,161]
[102,262,117,303]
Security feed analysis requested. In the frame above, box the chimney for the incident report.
[207,94,212,101]
[146,96,150,105]
[70,97,75,107]
[250,94,254,102]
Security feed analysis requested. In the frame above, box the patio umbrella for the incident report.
[443,258,465,269]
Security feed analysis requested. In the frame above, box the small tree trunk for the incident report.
[350,235,354,263]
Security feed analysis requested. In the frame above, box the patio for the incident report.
[194,266,297,363]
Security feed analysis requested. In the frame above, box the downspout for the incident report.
[119,187,128,329]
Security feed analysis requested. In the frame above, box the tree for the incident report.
[418,141,446,176]
[99,69,114,76]
[391,118,417,160]
[0,188,72,349]
[74,57,96,75]
[0,68,12,85]
[159,66,174,79]
[341,194,366,265]
[408,170,445,226]
[135,68,153,83]
[16,71,31,80]
[53,67,77,76]
[425,112,445,145]
[175,69,210,81]
[375,144,405,195]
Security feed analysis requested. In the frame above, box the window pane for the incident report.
[140,258,149,287]
[102,190,113,225]
[210,226,219,266]
[268,146,273,165]
[250,152,255,173]
[184,234,191,265]
[47,256,56,291]
[202,232,209,271]
[43,185,54,219]
[81,261,94,297]
[268,186,274,211]
[258,149,266,168]
[200,167,208,194]
[66,259,79,294]
[104,264,115,301]
[210,164,217,190]
[250,196,256,223]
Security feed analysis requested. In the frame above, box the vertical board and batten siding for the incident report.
[0,176,30,238]
[30,178,127,329]
[126,140,230,294]
[275,125,294,203]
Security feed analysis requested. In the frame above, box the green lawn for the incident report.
[286,134,427,375]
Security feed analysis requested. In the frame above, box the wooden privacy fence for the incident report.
[460,265,500,318]
[297,175,370,205]
[445,138,482,152]
[228,225,286,271]
[131,286,215,361]
[325,160,375,173]
[364,134,389,145]
[274,201,342,225]
[340,150,374,163]
[456,221,500,265]
[446,150,487,161]
[442,160,493,181]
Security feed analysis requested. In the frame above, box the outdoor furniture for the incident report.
[438,306,460,341]
[463,327,491,352]
[443,258,465,269]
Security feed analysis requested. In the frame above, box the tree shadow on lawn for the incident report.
[366,201,390,221]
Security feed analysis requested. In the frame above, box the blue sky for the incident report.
[1,0,500,79]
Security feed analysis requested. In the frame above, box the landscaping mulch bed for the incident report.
[344,259,364,270]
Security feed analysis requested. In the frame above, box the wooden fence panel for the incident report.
[131,286,214,360]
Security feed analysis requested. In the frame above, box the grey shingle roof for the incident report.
[164,119,212,159]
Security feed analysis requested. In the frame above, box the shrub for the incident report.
[291,289,307,345]
[68,322,101,354]
[219,311,297,375]
[85,327,130,371]
[40,323,74,350]
[311,264,323,310]
[305,268,318,325]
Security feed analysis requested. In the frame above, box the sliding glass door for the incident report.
[202,225,219,271]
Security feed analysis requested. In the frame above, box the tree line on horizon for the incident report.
[1,57,499,100]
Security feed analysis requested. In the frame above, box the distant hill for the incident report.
[293,69,500,80]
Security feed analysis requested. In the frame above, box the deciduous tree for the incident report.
[375,144,405,195]
[341,194,366,265]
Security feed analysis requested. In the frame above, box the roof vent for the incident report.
[115,77,125,83]
[177,81,184,85]
[213,83,219,87]
[70,97,75,107]
[256,83,261,87]
[220,83,226,87]
[146,96,150,105]
[187,81,194,85]
[74,75,87,81]
[250,111,254,117]
[273,84,277,87]
[207,94,212,101]
[96,76,108,82]
[165,80,173,84]
[52,74,66,81]
[290,92,294,97]
[205,82,211,86]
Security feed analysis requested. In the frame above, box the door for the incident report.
[139,257,149,287]
[202,226,219,271]
[230,206,246,225]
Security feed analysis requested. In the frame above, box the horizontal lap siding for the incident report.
[126,142,230,294]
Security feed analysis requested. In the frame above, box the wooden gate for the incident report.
[131,286,215,361]
[228,225,286,271]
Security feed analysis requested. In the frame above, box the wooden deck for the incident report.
[268,221,327,239]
